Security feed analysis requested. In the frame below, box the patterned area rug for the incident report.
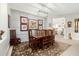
[11,42,71,56]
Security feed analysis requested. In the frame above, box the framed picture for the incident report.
[20,24,28,31]
[39,26,43,29]
[20,16,28,23]
[67,21,72,27]
[29,20,38,29]
[38,20,43,25]
[75,19,79,32]
[38,20,43,29]
[20,16,28,31]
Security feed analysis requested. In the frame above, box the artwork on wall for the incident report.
[21,24,28,31]
[38,20,43,29]
[20,16,28,31]
[75,19,79,32]
[67,21,72,27]
[21,17,28,23]
[29,20,38,29]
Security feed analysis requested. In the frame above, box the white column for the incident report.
[0,3,8,30]
[0,3,10,56]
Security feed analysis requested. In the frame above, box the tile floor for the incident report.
[55,35,79,56]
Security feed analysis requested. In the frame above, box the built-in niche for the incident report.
[75,18,79,33]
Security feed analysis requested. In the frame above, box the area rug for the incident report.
[11,42,71,56]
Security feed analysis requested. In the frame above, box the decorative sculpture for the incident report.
[0,30,4,39]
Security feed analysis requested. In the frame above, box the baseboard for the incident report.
[6,46,13,56]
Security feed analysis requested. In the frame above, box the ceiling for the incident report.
[28,3,79,15]
[9,3,79,18]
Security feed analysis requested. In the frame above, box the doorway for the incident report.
[52,18,66,39]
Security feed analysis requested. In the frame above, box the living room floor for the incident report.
[55,35,79,56]
[7,35,79,56]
